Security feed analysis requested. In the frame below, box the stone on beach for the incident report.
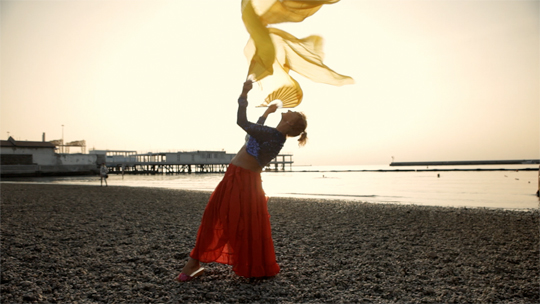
[1,183,538,303]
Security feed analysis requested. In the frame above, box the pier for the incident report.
[90,150,294,174]
[266,154,293,171]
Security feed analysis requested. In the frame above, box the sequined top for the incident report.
[237,97,286,168]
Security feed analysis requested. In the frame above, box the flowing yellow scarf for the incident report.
[242,0,354,108]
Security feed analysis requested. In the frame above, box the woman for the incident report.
[177,80,308,281]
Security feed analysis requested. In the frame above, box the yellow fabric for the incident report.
[245,28,353,107]
[259,64,304,108]
[241,0,353,108]
[245,36,303,108]
[269,28,354,86]
[258,0,341,25]
[242,0,275,81]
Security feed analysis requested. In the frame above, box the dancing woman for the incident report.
[177,80,308,281]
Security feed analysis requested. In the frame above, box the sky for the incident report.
[1,0,538,166]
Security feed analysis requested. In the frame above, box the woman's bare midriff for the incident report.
[230,146,263,173]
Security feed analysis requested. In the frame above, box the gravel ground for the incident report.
[1,183,538,303]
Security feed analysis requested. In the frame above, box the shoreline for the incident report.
[2,162,538,180]
[2,179,538,212]
[1,183,539,303]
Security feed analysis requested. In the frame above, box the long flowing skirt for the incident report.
[190,164,280,278]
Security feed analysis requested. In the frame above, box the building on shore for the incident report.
[1,137,100,177]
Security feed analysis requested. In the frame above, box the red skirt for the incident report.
[190,164,280,278]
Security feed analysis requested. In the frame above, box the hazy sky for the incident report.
[1,0,538,166]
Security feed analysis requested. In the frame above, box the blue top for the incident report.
[237,97,286,168]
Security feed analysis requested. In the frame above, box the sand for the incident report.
[1,183,538,303]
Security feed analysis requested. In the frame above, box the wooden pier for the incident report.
[90,150,294,174]
[266,154,293,171]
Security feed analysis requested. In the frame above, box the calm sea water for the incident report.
[3,165,539,211]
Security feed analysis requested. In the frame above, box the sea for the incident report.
[3,164,539,211]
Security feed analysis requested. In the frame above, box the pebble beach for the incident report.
[1,183,538,303]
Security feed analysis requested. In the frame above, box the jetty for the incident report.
[91,150,293,174]
[390,159,539,167]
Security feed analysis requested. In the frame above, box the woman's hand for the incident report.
[265,103,278,115]
[262,103,278,118]
[240,80,253,98]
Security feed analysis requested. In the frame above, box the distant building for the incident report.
[1,136,56,166]
[1,137,99,177]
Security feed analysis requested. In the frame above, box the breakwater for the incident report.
[390,159,539,167]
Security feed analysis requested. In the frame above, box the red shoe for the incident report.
[176,268,205,282]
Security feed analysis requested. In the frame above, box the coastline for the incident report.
[1,183,538,303]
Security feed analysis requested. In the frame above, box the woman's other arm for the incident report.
[257,104,278,125]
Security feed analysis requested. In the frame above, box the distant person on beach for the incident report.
[100,163,109,187]
[177,80,308,282]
